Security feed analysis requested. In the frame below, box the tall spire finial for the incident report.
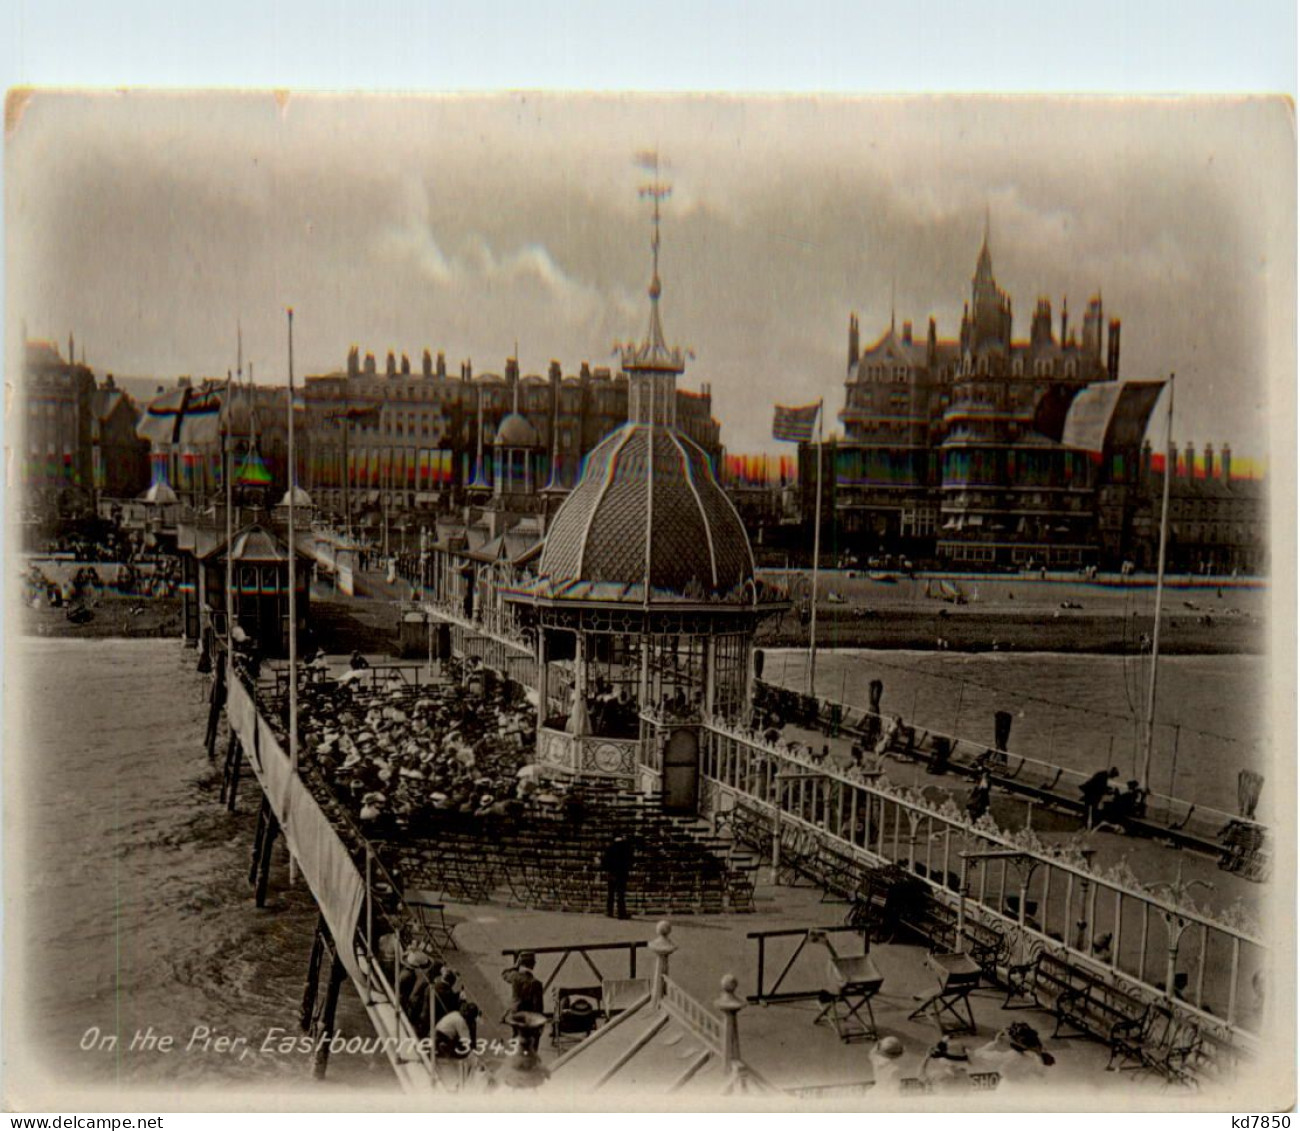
[621,150,686,379]
[637,149,672,352]
[890,272,897,335]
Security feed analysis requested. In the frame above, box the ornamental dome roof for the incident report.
[494,411,541,448]
[537,423,755,601]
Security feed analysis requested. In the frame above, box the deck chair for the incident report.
[908,951,980,1035]
[809,930,884,1043]
[405,888,458,952]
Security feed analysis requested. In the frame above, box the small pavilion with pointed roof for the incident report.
[199,523,312,657]
[505,158,786,805]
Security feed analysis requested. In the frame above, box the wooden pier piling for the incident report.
[254,801,280,908]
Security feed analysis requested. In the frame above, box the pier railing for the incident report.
[225,669,447,1091]
[697,717,1266,1049]
[754,679,1269,867]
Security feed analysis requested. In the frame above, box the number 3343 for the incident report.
[456,1037,522,1056]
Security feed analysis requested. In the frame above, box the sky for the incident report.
[5,91,1293,460]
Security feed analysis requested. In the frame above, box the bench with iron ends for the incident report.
[1003,948,1149,1065]
[1110,1003,1212,1085]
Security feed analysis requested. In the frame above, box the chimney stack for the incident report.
[400,352,411,375]
[1184,441,1196,480]
[1204,442,1215,481]
[1221,444,1232,482]
[436,351,447,379]
[848,313,860,370]
[927,317,937,366]
[422,349,433,377]
[1107,319,1122,381]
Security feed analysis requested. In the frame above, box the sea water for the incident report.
[9,637,392,1094]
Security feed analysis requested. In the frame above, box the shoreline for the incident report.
[20,601,1265,655]
[756,607,1265,655]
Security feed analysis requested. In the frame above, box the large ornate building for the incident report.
[830,226,1124,568]
[298,349,722,524]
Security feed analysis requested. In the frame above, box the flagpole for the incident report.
[287,309,299,778]
[808,399,824,697]
[287,310,299,887]
[1139,374,1174,791]
[225,368,234,690]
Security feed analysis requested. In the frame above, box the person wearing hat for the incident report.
[600,834,634,920]
[869,1036,906,1092]
[502,953,545,1053]
[434,1001,481,1059]
[432,967,463,1023]
[971,1023,1055,1085]
[1079,766,1120,829]
[398,950,441,1038]
[919,1037,970,1089]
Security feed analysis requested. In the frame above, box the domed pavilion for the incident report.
[505,171,786,808]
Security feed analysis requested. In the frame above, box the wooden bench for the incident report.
[1006,949,1149,1065]
[1111,1004,1207,1084]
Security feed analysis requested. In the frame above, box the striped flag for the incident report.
[772,401,821,443]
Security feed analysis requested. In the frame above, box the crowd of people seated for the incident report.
[296,659,541,836]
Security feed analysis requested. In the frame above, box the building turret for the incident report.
[927,317,938,367]
[901,320,913,346]
[1107,319,1122,381]
[436,351,447,379]
[970,220,1012,350]
[364,352,377,376]
[1031,297,1054,348]
[848,312,860,370]
[422,349,433,377]
[347,345,360,378]
[1204,443,1215,481]
[1060,297,1069,344]
[400,352,411,375]
[1221,444,1232,482]
[1081,295,1104,363]
[1184,441,1196,480]
[506,356,520,387]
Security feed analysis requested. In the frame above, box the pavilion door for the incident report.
[662,727,699,815]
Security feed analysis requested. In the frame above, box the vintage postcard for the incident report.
[3,91,1294,1113]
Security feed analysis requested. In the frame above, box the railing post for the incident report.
[649,921,676,1009]
[715,973,745,1068]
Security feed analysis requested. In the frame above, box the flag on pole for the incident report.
[1033,380,1166,453]
[772,401,821,443]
